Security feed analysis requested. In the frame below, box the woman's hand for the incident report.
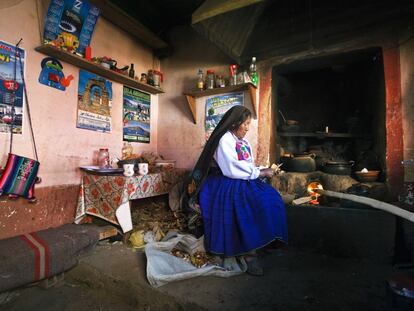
[259,168,274,178]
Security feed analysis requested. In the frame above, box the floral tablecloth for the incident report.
[75,168,187,232]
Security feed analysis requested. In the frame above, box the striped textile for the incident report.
[20,233,50,281]
[0,153,39,199]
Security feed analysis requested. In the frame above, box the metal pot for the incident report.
[322,160,355,175]
[280,153,316,172]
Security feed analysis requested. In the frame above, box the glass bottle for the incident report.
[147,70,154,86]
[206,69,215,89]
[129,63,135,79]
[98,148,110,168]
[230,64,238,85]
[197,69,204,91]
[216,74,225,87]
[249,57,258,86]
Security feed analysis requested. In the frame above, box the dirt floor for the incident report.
[0,241,402,311]
[0,197,408,310]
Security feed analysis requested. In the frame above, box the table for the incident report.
[75,168,187,232]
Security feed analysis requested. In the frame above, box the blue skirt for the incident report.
[199,174,288,257]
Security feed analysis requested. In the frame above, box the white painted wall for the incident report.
[0,0,159,187]
[158,26,259,169]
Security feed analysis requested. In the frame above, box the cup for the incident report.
[138,163,149,175]
[123,164,135,177]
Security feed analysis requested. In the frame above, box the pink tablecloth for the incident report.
[75,169,186,232]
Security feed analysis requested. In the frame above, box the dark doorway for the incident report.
[273,47,386,176]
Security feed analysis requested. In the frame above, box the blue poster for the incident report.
[205,92,244,140]
[123,87,151,143]
[0,40,25,134]
[77,70,112,132]
[43,0,99,57]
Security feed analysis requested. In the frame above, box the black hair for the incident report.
[229,107,252,131]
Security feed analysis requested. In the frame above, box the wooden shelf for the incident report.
[183,83,257,124]
[35,45,164,95]
[278,132,364,138]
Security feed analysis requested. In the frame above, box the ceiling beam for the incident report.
[192,0,264,24]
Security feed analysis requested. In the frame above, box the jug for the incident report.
[149,70,163,87]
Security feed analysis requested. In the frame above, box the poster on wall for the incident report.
[43,0,99,57]
[77,70,112,132]
[123,86,151,143]
[205,92,244,140]
[0,40,25,134]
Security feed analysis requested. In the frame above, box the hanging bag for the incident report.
[0,39,40,202]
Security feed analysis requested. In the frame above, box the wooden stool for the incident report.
[386,272,414,310]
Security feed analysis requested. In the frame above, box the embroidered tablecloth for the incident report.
[75,168,187,232]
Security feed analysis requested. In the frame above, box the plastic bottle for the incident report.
[249,57,258,86]
[98,148,110,168]
[129,63,135,79]
[206,69,215,89]
[230,64,238,85]
[197,69,204,90]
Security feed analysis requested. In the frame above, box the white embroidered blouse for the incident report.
[213,131,260,180]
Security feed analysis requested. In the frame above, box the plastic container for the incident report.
[206,69,215,89]
[216,74,225,87]
[98,148,110,168]
[197,69,204,90]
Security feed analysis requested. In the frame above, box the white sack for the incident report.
[145,233,247,287]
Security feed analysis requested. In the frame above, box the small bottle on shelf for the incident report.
[197,69,204,91]
[230,64,238,85]
[249,57,258,86]
[206,69,215,89]
[129,63,135,79]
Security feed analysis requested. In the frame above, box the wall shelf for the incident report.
[183,82,257,124]
[35,45,164,95]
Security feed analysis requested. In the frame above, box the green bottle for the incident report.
[129,63,135,79]
[249,57,258,86]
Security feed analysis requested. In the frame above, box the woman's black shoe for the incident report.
[245,257,264,276]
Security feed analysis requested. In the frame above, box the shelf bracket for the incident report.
[247,83,257,117]
[185,95,197,124]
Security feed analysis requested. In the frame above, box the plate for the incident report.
[80,166,124,174]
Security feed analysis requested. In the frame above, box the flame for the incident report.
[307,182,323,205]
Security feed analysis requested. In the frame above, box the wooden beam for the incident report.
[192,0,264,24]
[89,0,168,50]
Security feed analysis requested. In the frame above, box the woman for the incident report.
[181,105,287,276]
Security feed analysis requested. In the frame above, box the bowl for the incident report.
[355,170,380,182]
[117,158,141,170]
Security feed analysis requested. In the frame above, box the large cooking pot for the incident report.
[322,160,355,175]
[280,153,316,172]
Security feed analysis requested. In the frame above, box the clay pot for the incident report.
[280,153,316,172]
[322,160,354,175]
